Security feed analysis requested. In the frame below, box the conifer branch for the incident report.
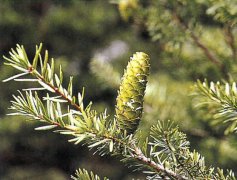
[3,44,81,112]
[194,80,237,134]
[2,44,236,179]
[132,147,187,180]
[7,90,188,179]
[224,25,236,61]
[172,12,223,69]
[71,169,109,180]
[131,1,223,69]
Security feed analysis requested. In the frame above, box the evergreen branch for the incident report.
[144,120,235,180]
[224,25,236,61]
[3,44,236,179]
[7,90,190,179]
[71,168,109,180]
[190,31,222,68]
[7,89,134,155]
[206,0,237,26]
[132,147,187,180]
[172,12,223,69]
[3,44,81,112]
[195,80,237,134]
[143,1,223,69]
[9,91,236,179]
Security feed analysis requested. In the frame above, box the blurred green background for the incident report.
[0,0,236,179]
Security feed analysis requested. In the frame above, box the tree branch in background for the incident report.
[224,25,236,61]
[172,13,223,69]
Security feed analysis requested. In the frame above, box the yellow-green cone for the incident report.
[116,52,150,134]
[118,0,138,21]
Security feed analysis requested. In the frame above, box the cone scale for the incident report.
[116,52,150,134]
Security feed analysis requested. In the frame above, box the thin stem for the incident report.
[190,32,222,68]
[224,25,236,61]
[172,13,223,69]
[133,146,188,180]
[32,110,188,179]
[30,67,82,112]
[164,134,193,180]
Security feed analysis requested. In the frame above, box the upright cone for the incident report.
[116,52,150,134]
[118,0,138,21]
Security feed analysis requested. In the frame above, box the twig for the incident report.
[172,13,223,69]
[29,67,82,112]
[224,25,236,61]
[189,32,222,68]
[133,147,188,180]
[32,109,189,179]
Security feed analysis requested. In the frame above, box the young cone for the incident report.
[116,52,150,134]
[118,0,138,21]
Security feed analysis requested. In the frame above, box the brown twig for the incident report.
[29,67,82,112]
[189,32,222,68]
[224,25,236,61]
[32,109,188,179]
[172,13,223,69]
[133,146,188,180]
[33,108,188,180]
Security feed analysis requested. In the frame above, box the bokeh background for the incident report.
[0,0,236,179]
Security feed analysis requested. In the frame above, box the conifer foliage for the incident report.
[2,44,236,179]
[194,80,237,134]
